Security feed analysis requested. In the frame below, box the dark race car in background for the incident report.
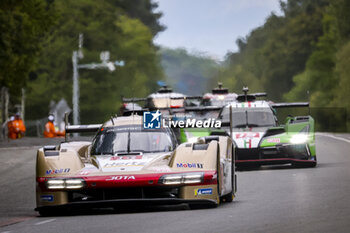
[202,82,237,107]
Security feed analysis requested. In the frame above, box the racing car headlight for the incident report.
[46,178,85,189]
[46,179,65,189]
[65,179,85,189]
[183,173,203,184]
[290,134,308,144]
[161,175,182,185]
[159,173,203,185]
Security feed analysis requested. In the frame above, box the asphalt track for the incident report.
[0,134,350,233]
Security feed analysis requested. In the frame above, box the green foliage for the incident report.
[115,0,165,36]
[0,0,56,100]
[25,0,163,123]
[285,0,350,131]
[262,3,326,100]
[216,0,329,100]
[215,0,350,130]
[333,41,350,130]
[285,10,338,105]
[160,48,219,95]
[285,0,350,105]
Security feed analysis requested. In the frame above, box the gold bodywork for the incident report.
[36,115,235,209]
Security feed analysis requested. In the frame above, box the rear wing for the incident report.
[122,96,202,102]
[65,124,102,133]
[271,102,309,108]
[64,112,102,141]
[122,109,148,116]
[122,96,201,110]
[64,124,102,142]
[184,106,222,112]
[170,96,202,100]
[253,92,268,98]
[122,97,148,102]
[236,93,267,102]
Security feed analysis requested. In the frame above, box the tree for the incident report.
[160,48,219,95]
[26,0,164,123]
[215,0,330,100]
[0,0,56,102]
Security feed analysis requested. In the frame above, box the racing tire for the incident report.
[189,202,217,209]
[221,146,234,203]
[216,145,221,206]
[221,193,234,203]
[236,164,260,171]
[38,207,67,217]
[38,209,54,217]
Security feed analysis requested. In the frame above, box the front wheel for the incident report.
[221,192,234,203]
[221,146,235,203]
[38,209,53,217]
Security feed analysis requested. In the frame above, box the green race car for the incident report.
[218,97,317,168]
[180,88,317,168]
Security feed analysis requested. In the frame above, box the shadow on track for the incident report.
[36,202,230,217]
[237,164,316,172]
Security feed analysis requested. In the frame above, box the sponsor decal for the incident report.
[237,102,254,108]
[110,155,143,160]
[143,110,221,129]
[104,161,147,168]
[46,168,70,175]
[195,188,213,196]
[143,110,161,129]
[240,102,252,108]
[267,138,280,143]
[149,166,172,172]
[236,132,260,139]
[106,176,135,181]
[244,139,252,149]
[176,163,203,168]
[40,195,54,202]
[79,171,90,175]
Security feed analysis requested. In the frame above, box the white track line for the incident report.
[34,218,56,226]
[316,133,350,144]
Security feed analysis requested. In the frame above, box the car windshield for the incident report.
[188,110,220,120]
[91,126,175,155]
[221,108,276,128]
